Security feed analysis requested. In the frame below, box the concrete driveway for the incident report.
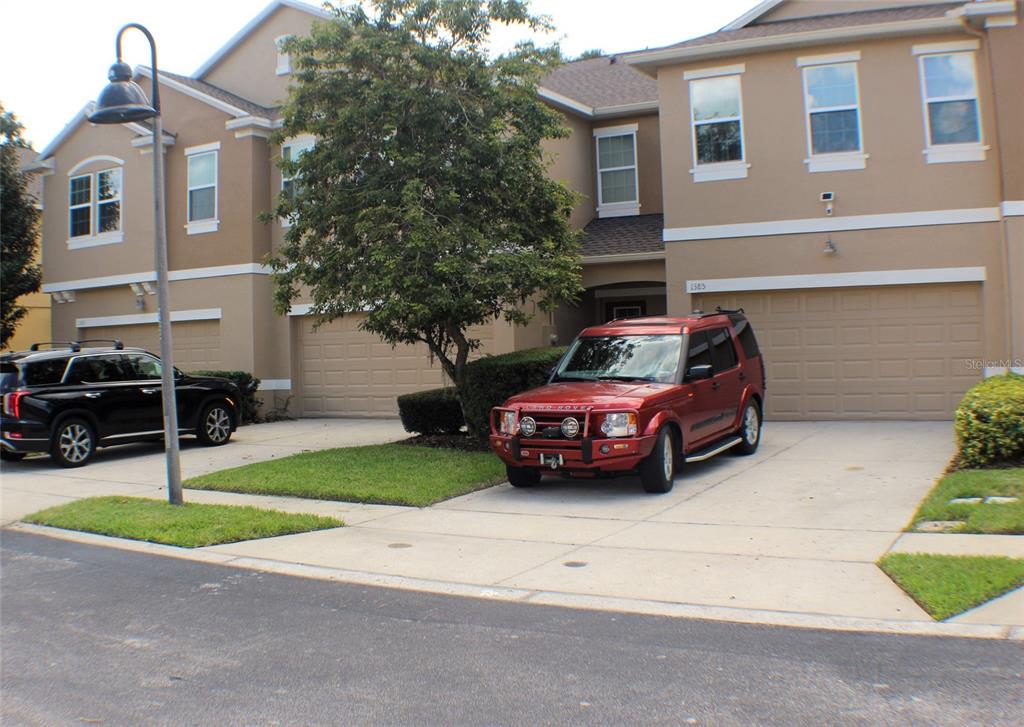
[0,418,407,524]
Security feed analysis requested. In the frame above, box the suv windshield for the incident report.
[554,335,682,384]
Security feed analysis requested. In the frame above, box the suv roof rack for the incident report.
[29,341,81,352]
[714,306,745,315]
[75,339,124,350]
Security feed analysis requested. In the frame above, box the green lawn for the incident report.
[24,496,342,548]
[879,553,1024,621]
[908,468,1024,534]
[185,444,507,507]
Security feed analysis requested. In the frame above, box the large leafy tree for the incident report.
[0,105,42,348]
[270,0,581,426]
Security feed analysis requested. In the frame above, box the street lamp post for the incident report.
[89,24,182,505]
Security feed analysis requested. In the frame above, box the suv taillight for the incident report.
[3,390,28,418]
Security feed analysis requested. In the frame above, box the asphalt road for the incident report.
[2,531,1021,727]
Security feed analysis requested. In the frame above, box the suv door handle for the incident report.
[141,388,159,394]
[84,392,102,399]
[738,372,746,381]
[711,381,721,391]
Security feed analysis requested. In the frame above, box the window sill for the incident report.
[690,162,749,183]
[186,219,220,235]
[597,202,641,218]
[67,231,124,250]
[805,152,868,173]
[276,68,291,76]
[924,144,989,164]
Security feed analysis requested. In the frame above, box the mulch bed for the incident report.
[396,434,491,453]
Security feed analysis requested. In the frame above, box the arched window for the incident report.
[67,155,124,249]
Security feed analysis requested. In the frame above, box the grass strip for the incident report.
[185,444,507,507]
[878,553,1024,621]
[908,468,1023,534]
[24,496,342,548]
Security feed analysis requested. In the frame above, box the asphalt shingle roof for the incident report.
[578,214,664,257]
[157,69,278,117]
[663,2,962,51]
[542,56,658,109]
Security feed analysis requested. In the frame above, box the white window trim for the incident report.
[186,146,219,234]
[281,135,316,227]
[594,128,640,218]
[683,63,745,81]
[689,74,749,183]
[796,51,861,67]
[67,167,125,248]
[801,62,867,173]
[685,267,986,294]
[276,35,293,76]
[916,51,986,164]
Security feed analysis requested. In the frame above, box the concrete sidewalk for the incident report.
[4,419,1021,631]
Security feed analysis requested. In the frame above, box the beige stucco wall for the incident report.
[657,31,1001,229]
[582,259,665,289]
[544,111,596,230]
[987,19,1024,201]
[201,5,320,109]
[665,222,1009,360]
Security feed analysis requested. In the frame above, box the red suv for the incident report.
[490,310,765,493]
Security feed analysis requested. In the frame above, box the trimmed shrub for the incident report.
[461,346,567,435]
[955,373,1024,467]
[190,370,261,425]
[397,387,464,435]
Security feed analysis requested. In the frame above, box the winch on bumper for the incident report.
[489,406,655,472]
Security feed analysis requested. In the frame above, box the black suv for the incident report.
[1,340,241,467]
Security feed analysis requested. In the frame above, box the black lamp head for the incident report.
[88,61,157,124]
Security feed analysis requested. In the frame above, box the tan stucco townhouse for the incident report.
[27,0,1023,421]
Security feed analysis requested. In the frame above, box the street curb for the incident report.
[8,522,1022,641]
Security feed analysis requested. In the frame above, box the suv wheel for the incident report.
[734,401,761,456]
[196,402,233,446]
[506,464,541,488]
[640,427,675,494]
[51,418,96,468]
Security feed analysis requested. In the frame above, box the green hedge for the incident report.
[397,387,464,435]
[461,346,567,435]
[955,373,1024,467]
[190,370,261,425]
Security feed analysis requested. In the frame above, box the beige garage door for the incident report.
[694,283,983,420]
[296,314,444,417]
[82,321,223,371]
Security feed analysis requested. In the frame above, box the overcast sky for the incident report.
[0,0,761,151]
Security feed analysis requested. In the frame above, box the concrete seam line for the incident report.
[8,523,1020,640]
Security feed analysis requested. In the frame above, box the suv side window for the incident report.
[686,331,712,369]
[729,314,760,359]
[66,355,130,384]
[23,358,70,386]
[709,327,738,372]
[124,354,162,380]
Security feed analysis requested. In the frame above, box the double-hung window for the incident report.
[687,66,748,182]
[915,43,985,163]
[68,165,123,248]
[799,54,866,172]
[186,143,219,234]
[281,135,315,226]
[594,125,639,217]
[276,35,293,75]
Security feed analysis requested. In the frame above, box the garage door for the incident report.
[296,314,445,416]
[82,321,223,372]
[693,283,983,420]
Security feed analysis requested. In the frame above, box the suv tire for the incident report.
[733,401,761,456]
[51,418,96,468]
[640,427,675,494]
[506,464,541,488]
[196,402,233,446]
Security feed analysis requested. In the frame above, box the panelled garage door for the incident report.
[694,283,983,420]
[82,321,223,372]
[296,314,445,417]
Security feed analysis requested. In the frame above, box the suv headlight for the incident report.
[498,411,517,435]
[600,412,637,438]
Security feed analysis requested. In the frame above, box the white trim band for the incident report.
[593,123,638,138]
[259,379,293,391]
[185,141,221,156]
[76,308,223,329]
[683,63,745,80]
[912,39,980,55]
[581,251,665,265]
[664,207,1000,242]
[43,263,273,293]
[796,51,861,67]
[685,267,986,294]
[67,156,125,176]
[1001,201,1024,216]
[288,304,313,316]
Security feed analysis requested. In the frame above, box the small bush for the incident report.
[190,370,261,425]
[397,387,464,435]
[461,346,567,435]
[955,373,1024,467]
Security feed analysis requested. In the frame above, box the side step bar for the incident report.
[685,436,742,463]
